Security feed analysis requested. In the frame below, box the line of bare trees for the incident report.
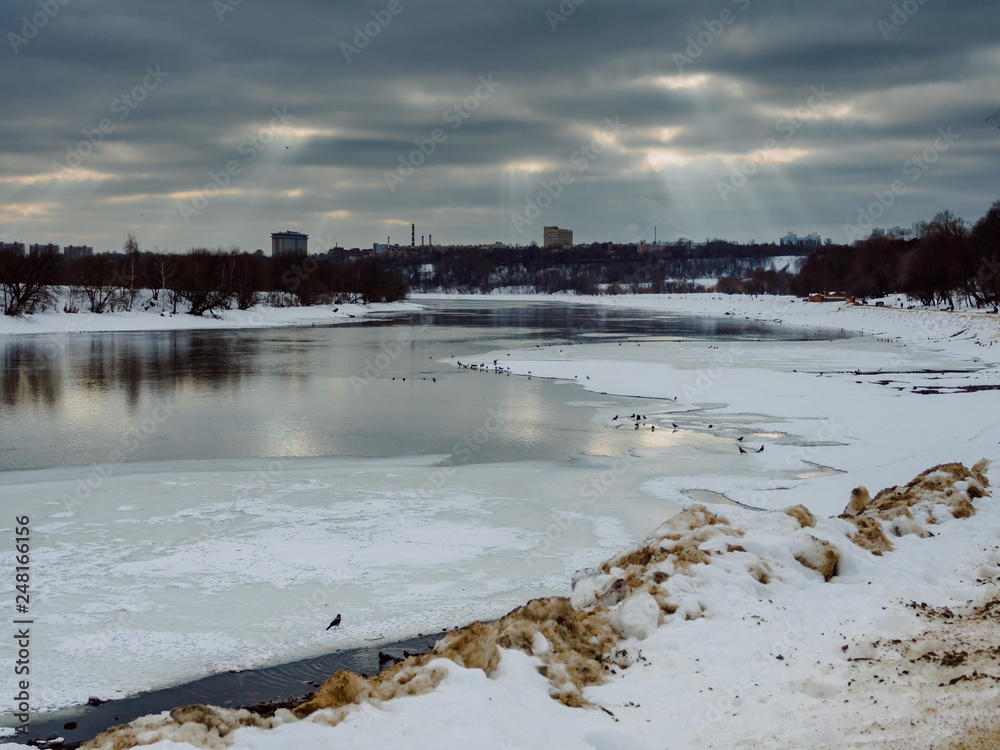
[0,240,409,318]
[788,202,1000,307]
[388,242,807,295]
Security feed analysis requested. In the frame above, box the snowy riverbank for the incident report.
[415,291,1000,367]
[0,298,420,336]
[71,461,1000,749]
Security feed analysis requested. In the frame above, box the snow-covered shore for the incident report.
[70,461,1000,750]
[415,291,1000,367]
[3,293,999,749]
[0,299,420,336]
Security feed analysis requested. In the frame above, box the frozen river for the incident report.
[0,300,861,722]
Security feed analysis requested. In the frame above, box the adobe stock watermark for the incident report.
[526,453,639,561]
[842,126,959,242]
[692,619,805,739]
[340,0,415,63]
[509,116,627,233]
[213,0,243,22]
[419,408,509,493]
[716,85,833,202]
[678,343,747,404]
[384,75,502,191]
[177,106,297,223]
[59,396,179,514]
[29,320,84,368]
[191,455,301,542]
[262,569,347,652]
[673,0,751,72]
[878,0,931,40]
[742,417,844,511]
[545,0,586,31]
[8,0,71,54]
[51,65,170,177]
[350,329,414,394]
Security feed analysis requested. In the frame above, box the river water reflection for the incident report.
[0,301,848,473]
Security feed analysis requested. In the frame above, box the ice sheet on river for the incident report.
[0,455,676,713]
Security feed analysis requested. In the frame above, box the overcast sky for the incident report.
[2,0,998,253]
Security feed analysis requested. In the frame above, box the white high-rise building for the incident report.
[271,231,308,258]
[543,226,573,248]
[779,232,821,246]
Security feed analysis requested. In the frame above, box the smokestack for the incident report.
[429,234,432,247]
[411,223,415,248]
[421,235,424,246]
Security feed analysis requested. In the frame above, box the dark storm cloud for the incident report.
[1,0,998,251]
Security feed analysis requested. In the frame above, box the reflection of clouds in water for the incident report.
[0,302,882,474]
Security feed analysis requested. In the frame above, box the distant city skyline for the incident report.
[3,219,941,255]
[2,1,998,254]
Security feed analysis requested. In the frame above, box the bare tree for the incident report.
[111,232,142,311]
[149,253,176,312]
[0,247,58,317]
[71,254,118,313]
[970,200,1000,307]
[900,211,966,306]
[230,250,264,310]
[174,248,235,316]
[849,236,901,298]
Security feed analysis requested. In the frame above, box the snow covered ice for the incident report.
[0,456,675,714]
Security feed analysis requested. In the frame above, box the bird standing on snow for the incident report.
[756,445,764,453]
[326,614,342,630]
[738,445,748,454]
